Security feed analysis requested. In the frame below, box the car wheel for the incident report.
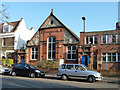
[11,72,16,76]
[61,74,68,80]
[29,73,35,78]
[88,76,95,83]
[41,75,45,77]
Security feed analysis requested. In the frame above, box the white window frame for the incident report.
[3,25,10,33]
[47,37,56,60]
[118,53,120,62]
[102,52,119,62]
[85,36,98,45]
[102,35,107,44]
[67,46,76,60]
[31,47,38,60]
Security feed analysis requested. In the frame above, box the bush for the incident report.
[2,59,14,66]
[37,60,59,69]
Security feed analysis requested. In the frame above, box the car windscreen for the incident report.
[82,65,90,70]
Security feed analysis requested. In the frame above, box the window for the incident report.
[94,36,98,44]
[102,34,120,44]
[2,38,6,46]
[107,53,111,62]
[47,37,56,60]
[118,53,120,62]
[102,53,106,62]
[75,65,85,70]
[112,53,116,62]
[85,36,98,44]
[3,25,9,32]
[116,34,120,44]
[67,46,76,60]
[31,47,38,60]
[107,35,112,44]
[102,35,106,44]
[112,34,116,43]
[66,65,74,70]
[102,53,119,62]
[89,36,93,44]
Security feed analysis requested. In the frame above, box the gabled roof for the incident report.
[39,11,79,41]
[0,18,22,33]
[27,11,80,46]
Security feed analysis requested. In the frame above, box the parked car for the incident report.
[0,65,10,74]
[57,64,103,83]
[11,63,45,78]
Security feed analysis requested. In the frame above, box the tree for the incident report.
[0,1,9,24]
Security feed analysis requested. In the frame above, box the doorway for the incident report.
[82,55,89,66]
[21,56,24,63]
[93,53,98,69]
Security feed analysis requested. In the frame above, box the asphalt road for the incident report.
[1,74,120,89]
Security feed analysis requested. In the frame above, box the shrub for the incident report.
[37,60,59,69]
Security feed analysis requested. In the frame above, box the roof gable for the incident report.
[27,31,39,46]
[41,15,62,28]
[39,11,79,41]
[0,19,20,33]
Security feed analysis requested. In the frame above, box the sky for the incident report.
[2,2,118,37]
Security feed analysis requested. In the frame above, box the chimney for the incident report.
[116,22,120,30]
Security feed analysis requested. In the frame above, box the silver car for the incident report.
[57,64,103,83]
[0,65,10,74]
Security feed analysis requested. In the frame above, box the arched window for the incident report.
[47,37,56,60]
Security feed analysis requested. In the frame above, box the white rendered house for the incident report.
[0,18,34,59]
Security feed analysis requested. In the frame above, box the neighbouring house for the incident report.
[0,18,34,63]
[79,22,120,70]
[26,10,79,65]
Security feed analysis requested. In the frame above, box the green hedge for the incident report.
[2,59,14,66]
[37,60,59,69]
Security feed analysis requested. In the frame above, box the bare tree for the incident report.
[0,1,9,24]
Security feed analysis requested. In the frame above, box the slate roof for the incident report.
[0,18,22,33]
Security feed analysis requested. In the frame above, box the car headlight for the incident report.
[35,70,41,73]
[97,73,101,77]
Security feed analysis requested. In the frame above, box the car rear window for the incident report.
[66,65,74,70]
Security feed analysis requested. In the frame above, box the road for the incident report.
[0,74,120,89]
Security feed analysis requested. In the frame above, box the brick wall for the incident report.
[79,30,120,70]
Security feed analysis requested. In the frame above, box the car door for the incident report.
[74,65,88,78]
[15,64,22,75]
[21,64,30,76]
[65,65,75,76]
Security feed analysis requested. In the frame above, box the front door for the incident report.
[93,53,98,69]
[82,55,89,66]
[21,56,24,63]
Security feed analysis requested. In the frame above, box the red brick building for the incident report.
[26,11,79,65]
[79,28,120,70]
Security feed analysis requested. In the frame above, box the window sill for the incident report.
[47,59,55,60]
[30,59,38,61]
[101,43,120,45]
[67,59,76,60]
[102,61,119,63]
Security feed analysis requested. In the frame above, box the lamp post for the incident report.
[82,17,86,56]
